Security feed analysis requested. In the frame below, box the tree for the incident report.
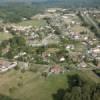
[71,87,82,100]
[92,59,98,66]
[54,74,100,100]
[67,74,84,88]
[9,36,26,48]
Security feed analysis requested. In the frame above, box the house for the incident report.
[3,27,9,33]
[78,62,87,68]
[47,8,57,13]
[89,46,100,58]
[49,65,64,74]
[0,59,17,72]
[65,45,75,51]
[69,52,82,63]
[59,57,65,62]
[92,48,100,54]
[69,32,81,40]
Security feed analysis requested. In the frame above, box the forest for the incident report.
[0,0,100,23]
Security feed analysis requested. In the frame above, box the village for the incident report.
[0,8,100,75]
[0,6,100,100]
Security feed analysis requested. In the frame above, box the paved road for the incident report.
[86,14,100,32]
[81,12,100,38]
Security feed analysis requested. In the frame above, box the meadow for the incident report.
[0,67,99,100]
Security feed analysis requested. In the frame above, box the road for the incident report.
[81,12,100,38]
[86,14,100,32]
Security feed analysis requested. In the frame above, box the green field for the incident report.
[17,19,47,27]
[0,68,99,100]
[0,32,13,41]
[0,69,68,100]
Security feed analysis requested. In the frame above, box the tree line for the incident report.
[53,74,100,100]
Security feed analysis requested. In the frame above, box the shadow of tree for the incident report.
[52,74,85,100]
[67,74,85,88]
[0,94,19,100]
[52,89,66,100]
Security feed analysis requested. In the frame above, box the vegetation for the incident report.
[0,70,67,100]
[18,19,47,27]
[4,36,26,59]
[0,3,45,23]
[54,74,100,100]
[0,0,100,23]
[0,94,18,100]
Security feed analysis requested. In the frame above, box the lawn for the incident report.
[0,32,13,41]
[17,19,47,27]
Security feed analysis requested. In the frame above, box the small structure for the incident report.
[59,57,65,62]
[78,62,87,68]
[65,45,75,51]
[0,59,17,72]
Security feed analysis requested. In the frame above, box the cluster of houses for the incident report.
[0,24,33,34]
[0,8,100,74]
[49,65,64,74]
[88,45,100,59]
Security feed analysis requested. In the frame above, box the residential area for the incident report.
[0,7,100,100]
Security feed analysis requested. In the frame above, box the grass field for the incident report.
[17,19,47,27]
[0,68,99,100]
[0,69,68,100]
[0,32,13,41]
[79,70,100,83]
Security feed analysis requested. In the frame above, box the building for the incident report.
[59,57,65,62]
[49,65,64,74]
[78,62,87,68]
[0,59,17,72]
